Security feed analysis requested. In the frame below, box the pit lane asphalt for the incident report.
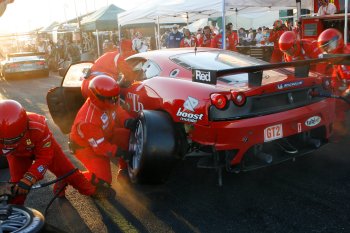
[0,73,350,233]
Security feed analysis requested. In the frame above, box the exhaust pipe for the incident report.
[308,138,321,148]
[255,152,273,164]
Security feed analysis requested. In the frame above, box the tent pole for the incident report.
[157,16,161,50]
[118,24,121,52]
[345,0,348,44]
[96,29,100,57]
[296,0,301,20]
[186,12,189,27]
[236,8,239,44]
[222,0,226,49]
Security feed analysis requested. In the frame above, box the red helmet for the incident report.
[0,100,28,145]
[279,31,301,57]
[88,75,120,109]
[317,28,344,54]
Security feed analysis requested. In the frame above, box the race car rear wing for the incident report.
[192,54,350,87]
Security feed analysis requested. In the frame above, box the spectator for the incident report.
[238,28,247,45]
[167,24,183,48]
[198,26,213,47]
[317,0,337,16]
[180,28,198,47]
[103,40,117,54]
[160,29,170,48]
[196,28,203,41]
[268,20,288,63]
[67,40,81,63]
[211,24,237,51]
[284,20,293,31]
[246,28,255,43]
[254,27,265,44]
[132,31,148,53]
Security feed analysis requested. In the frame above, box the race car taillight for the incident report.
[8,63,19,68]
[231,91,246,106]
[211,93,227,109]
[322,78,331,90]
[36,61,46,65]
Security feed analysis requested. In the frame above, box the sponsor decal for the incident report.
[127,93,144,112]
[37,165,46,174]
[184,97,198,112]
[88,138,98,148]
[305,116,321,127]
[176,108,204,123]
[277,80,303,90]
[192,69,217,84]
[42,141,51,148]
[101,113,108,124]
[112,111,116,120]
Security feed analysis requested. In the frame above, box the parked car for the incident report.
[47,48,341,185]
[0,52,49,79]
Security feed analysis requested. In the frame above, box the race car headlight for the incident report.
[231,91,246,106]
[210,93,227,109]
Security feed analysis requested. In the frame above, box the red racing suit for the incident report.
[180,36,198,47]
[198,34,213,47]
[81,51,119,98]
[330,45,350,125]
[268,28,287,63]
[210,33,237,51]
[1,113,96,205]
[70,99,132,185]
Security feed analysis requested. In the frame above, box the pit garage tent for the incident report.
[80,4,125,31]
[118,0,314,27]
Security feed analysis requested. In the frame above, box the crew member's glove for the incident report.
[13,172,37,195]
[342,88,350,99]
[124,118,138,131]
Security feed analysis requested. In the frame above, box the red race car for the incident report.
[47,48,347,185]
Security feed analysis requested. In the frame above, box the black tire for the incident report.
[128,110,178,184]
[0,156,8,169]
[0,205,45,233]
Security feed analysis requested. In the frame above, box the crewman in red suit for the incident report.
[0,100,97,204]
[70,75,134,187]
[81,33,136,98]
[198,26,213,47]
[268,19,288,63]
[317,28,350,137]
[279,31,323,62]
[180,28,198,47]
[211,25,237,51]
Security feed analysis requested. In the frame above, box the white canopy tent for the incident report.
[118,0,314,27]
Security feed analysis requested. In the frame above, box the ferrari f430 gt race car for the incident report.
[47,48,349,185]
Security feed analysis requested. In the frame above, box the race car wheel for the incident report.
[0,205,45,233]
[128,110,177,184]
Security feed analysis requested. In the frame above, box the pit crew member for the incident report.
[0,99,97,204]
[268,19,288,63]
[70,75,135,187]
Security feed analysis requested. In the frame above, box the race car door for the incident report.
[46,62,93,134]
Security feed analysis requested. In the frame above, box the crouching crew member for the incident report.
[0,100,97,204]
[70,75,135,189]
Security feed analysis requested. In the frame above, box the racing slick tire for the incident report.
[0,205,45,233]
[128,110,178,184]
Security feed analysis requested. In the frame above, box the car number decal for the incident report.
[264,124,283,142]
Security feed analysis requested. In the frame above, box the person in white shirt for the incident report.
[317,0,337,16]
[254,27,265,44]
[132,32,148,53]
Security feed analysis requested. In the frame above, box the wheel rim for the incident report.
[131,121,144,172]
[0,206,34,232]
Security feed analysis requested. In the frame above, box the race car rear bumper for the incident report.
[191,99,336,165]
